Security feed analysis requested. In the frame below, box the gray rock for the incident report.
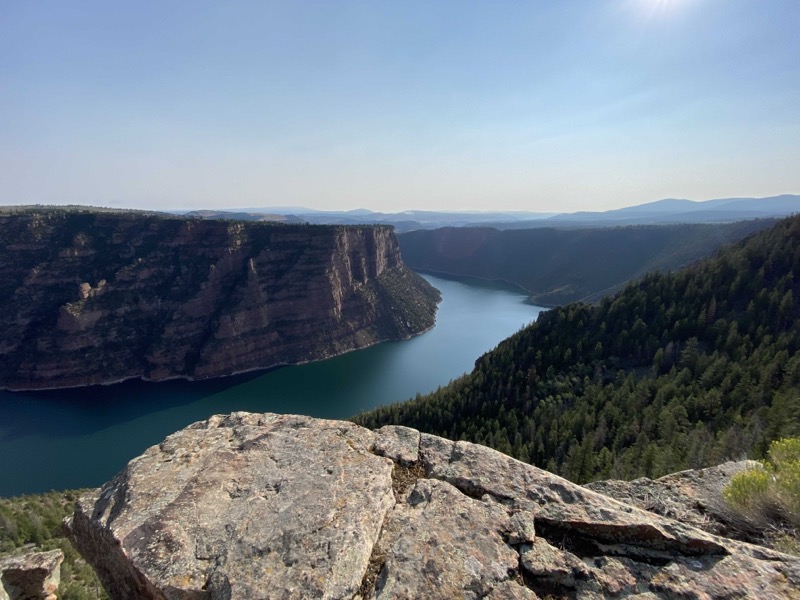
[66,413,394,599]
[66,413,800,600]
[373,478,519,599]
[419,435,730,556]
[586,460,767,544]
[0,549,63,600]
[484,581,540,600]
[371,425,420,465]
[520,539,592,589]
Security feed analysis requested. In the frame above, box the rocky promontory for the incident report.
[0,210,439,390]
[0,549,63,600]
[65,413,800,599]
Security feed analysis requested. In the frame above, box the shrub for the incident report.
[723,437,800,553]
[769,437,800,464]
[723,467,771,514]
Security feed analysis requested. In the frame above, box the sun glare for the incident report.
[642,0,688,16]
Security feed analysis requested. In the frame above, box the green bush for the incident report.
[723,437,800,541]
[723,467,771,514]
[769,437,800,465]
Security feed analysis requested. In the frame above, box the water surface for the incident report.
[0,274,543,495]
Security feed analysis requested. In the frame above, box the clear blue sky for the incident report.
[1,1,798,213]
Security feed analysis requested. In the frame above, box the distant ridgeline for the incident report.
[0,209,439,390]
[355,215,800,483]
[398,220,777,306]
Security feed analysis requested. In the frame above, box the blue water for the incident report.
[0,274,543,496]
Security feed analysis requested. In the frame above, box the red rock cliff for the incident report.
[0,211,440,390]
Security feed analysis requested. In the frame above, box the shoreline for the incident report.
[0,315,440,394]
[413,267,562,308]
[412,267,532,295]
[412,268,605,309]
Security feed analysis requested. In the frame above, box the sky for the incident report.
[1,1,798,214]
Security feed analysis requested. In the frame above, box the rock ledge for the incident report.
[65,413,800,599]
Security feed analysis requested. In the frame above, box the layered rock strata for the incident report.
[65,413,800,599]
[0,211,439,390]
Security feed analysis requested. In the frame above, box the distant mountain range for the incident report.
[179,194,800,231]
[180,208,556,232]
[542,194,800,226]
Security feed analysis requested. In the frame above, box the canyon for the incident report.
[397,220,775,305]
[0,210,439,390]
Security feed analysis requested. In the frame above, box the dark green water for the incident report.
[0,274,543,496]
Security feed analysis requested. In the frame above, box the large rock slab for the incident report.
[66,413,395,599]
[66,413,800,599]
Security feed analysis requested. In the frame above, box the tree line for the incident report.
[355,215,800,483]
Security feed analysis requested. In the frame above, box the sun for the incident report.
[634,0,690,21]
[643,0,688,13]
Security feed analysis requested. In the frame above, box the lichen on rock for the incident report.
[64,413,800,599]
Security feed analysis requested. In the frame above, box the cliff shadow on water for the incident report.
[0,272,543,496]
[0,372,266,443]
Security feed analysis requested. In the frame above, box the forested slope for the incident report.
[398,220,776,305]
[356,215,800,483]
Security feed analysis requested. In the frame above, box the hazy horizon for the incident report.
[3,192,798,218]
[2,1,799,213]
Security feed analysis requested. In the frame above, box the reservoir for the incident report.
[0,274,543,496]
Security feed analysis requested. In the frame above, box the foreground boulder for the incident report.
[0,549,63,600]
[65,413,800,599]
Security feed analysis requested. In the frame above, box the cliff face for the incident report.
[65,413,800,599]
[0,211,440,390]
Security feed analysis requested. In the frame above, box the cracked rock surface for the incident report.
[65,413,800,599]
[585,460,765,543]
